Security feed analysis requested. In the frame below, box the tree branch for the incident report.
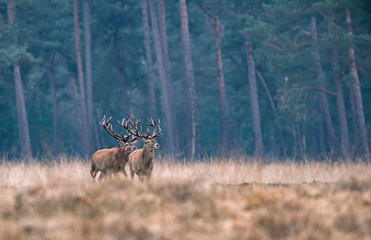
[307,87,337,96]
[265,42,285,51]
[255,68,278,118]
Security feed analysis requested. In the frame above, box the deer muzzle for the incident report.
[154,143,159,150]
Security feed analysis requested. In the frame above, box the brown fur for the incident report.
[128,138,158,182]
[90,142,136,181]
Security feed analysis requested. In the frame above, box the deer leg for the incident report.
[90,164,98,179]
[98,170,106,182]
[146,172,152,181]
[120,168,128,178]
[129,164,134,180]
[138,175,145,182]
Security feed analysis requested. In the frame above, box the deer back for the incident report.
[91,147,121,169]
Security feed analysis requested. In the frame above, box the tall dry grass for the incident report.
[1,156,370,239]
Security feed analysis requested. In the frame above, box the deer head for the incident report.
[119,114,161,150]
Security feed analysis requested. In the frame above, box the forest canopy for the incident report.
[0,0,370,160]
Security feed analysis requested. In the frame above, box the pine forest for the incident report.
[0,0,370,161]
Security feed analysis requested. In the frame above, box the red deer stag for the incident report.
[90,115,137,181]
[120,115,161,182]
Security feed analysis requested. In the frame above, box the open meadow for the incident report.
[1,156,371,240]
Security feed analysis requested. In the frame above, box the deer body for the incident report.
[90,143,135,181]
[129,142,157,181]
[90,116,137,182]
[122,115,161,182]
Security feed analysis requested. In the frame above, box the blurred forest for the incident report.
[0,0,370,160]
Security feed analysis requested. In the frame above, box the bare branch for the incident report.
[255,68,278,117]
[265,42,285,51]
[306,87,337,96]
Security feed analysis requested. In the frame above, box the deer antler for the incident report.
[100,115,132,142]
[117,115,138,143]
[146,117,162,138]
[119,115,161,139]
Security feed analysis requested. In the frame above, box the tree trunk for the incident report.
[332,51,351,158]
[7,2,32,158]
[83,1,97,151]
[349,86,359,155]
[141,0,157,118]
[157,0,171,93]
[68,76,83,150]
[246,41,264,158]
[148,0,176,155]
[113,30,131,115]
[255,69,277,118]
[157,0,179,150]
[327,11,351,158]
[179,0,198,158]
[345,9,369,158]
[295,121,304,160]
[255,69,277,155]
[47,67,60,155]
[73,0,90,157]
[213,14,230,150]
[310,16,336,154]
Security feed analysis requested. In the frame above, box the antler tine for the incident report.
[99,115,112,127]
[100,115,125,141]
[118,115,162,139]
[129,114,141,133]
[146,117,155,127]
[118,115,142,141]
[117,118,133,142]
[146,117,162,138]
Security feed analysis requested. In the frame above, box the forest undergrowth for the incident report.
[0,156,370,240]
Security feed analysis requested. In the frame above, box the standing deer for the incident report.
[120,115,161,182]
[90,116,137,181]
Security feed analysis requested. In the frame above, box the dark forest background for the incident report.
[0,0,370,160]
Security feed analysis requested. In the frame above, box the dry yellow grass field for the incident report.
[1,156,370,240]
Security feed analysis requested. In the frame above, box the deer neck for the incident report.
[142,144,155,162]
[116,147,126,158]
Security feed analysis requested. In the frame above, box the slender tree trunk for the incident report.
[255,69,277,155]
[349,86,359,155]
[73,0,90,156]
[14,66,32,158]
[157,0,179,150]
[256,69,277,118]
[332,51,351,158]
[94,108,102,148]
[213,14,230,150]
[246,41,264,158]
[83,1,97,151]
[117,68,131,115]
[295,121,304,160]
[345,9,369,158]
[47,67,60,155]
[113,30,131,115]
[310,16,336,154]
[141,0,157,118]
[148,0,176,155]
[157,0,171,92]
[179,0,198,158]
[68,76,83,150]
[327,11,350,158]
[7,2,32,158]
